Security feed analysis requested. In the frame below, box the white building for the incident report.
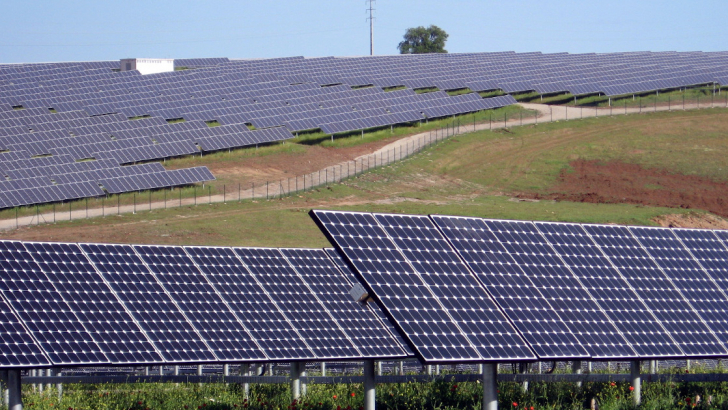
[120,58,174,75]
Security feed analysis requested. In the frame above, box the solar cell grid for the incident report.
[0,295,50,367]
[185,246,316,360]
[583,225,727,357]
[280,248,409,358]
[629,227,728,350]
[533,222,683,358]
[430,215,589,359]
[311,210,517,362]
[23,241,163,364]
[79,243,216,363]
[0,240,108,365]
[132,245,266,362]
[372,213,535,361]
[233,247,363,360]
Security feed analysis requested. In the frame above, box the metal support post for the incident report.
[572,360,583,388]
[631,360,641,406]
[159,365,164,376]
[223,364,229,376]
[364,360,376,410]
[482,363,498,410]
[55,370,62,400]
[45,368,54,393]
[37,369,43,393]
[301,363,307,396]
[377,361,383,376]
[197,364,203,387]
[241,363,250,398]
[290,362,303,400]
[321,362,326,376]
[7,370,21,410]
[649,360,657,374]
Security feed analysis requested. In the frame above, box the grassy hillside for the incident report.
[3,107,728,247]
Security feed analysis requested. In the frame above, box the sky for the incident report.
[1,0,727,63]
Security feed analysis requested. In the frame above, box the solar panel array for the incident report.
[6,50,726,209]
[311,210,728,362]
[0,240,411,367]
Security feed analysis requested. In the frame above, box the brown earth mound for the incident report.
[533,159,728,218]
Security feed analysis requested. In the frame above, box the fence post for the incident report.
[266,181,269,200]
[133,193,136,213]
[223,185,226,203]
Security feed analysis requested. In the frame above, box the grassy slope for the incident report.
[3,108,728,247]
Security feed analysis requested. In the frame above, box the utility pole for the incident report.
[366,0,375,55]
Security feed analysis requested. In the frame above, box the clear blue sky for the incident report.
[2,0,726,63]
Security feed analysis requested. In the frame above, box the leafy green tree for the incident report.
[398,25,449,54]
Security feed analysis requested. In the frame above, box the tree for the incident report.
[398,25,449,54]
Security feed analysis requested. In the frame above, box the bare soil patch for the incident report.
[531,159,728,219]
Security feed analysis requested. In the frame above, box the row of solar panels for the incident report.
[312,211,728,363]
[0,241,411,368]
[0,166,213,208]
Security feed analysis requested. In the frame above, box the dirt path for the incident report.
[0,100,722,231]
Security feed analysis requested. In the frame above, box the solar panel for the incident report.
[628,227,728,351]
[0,240,108,365]
[281,248,410,358]
[133,245,267,362]
[0,295,50,367]
[23,242,163,364]
[311,210,535,362]
[79,243,217,363]
[233,247,363,360]
[371,213,535,360]
[431,216,590,359]
[533,222,683,358]
[184,246,316,360]
[323,247,415,355]
[582,225,727,357]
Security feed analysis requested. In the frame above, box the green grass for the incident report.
[3,107,727,246]
[18,368,728,410]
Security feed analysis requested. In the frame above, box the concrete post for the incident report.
[37,369,43,393]
[572,361,583,388]
[174,366,180,376]
[55,370,62,400]
[435,365,440,375]
[144,367,149,376]
[364,360,376,410]
[321,363,326,376]
[223,364,229,376]
[159,366,164,376]
[482,363,498,410]
[301,363,307,396]
[7,370,21,410]
[377,361,383,376]
[268,363,274,376]
[197,364,203,387]
[649,360,657,374]
[240,364,250,398]
[631,360,641,406]
[45,368,53,392]
[399,361,404,375]
[290,362,302,400]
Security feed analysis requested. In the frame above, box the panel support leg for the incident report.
[320,363,326,376]
[364,360,376,410]
[291,362,303,400]
[8,370,21,410]
[482,363,498,410]
[631,360,641,406]
[572,360,583,388]
[649,360,657,374]
[240,364,250,398]
[55,370,62,400]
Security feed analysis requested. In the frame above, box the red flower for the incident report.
[530,407,534,410]
[137,402,143,406]
[686,398,691,403]
[336,406,341,410]
[610,382,616,387]
[629,386,634,391]
[333,395,337,400]
[513,402,518,407]
[686,369,690,373]
[350,393,355,397]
